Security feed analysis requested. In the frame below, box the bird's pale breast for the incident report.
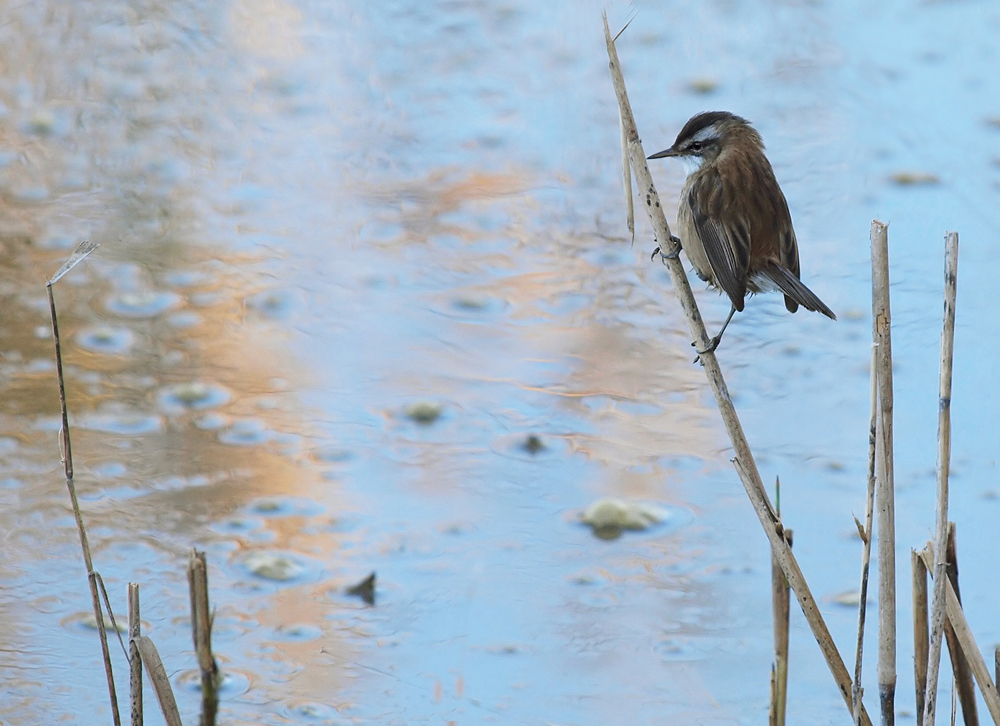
[676,178,715,286]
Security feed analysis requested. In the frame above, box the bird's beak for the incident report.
[647,147,679,159]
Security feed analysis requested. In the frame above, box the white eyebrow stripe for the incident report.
[691,124,720,143]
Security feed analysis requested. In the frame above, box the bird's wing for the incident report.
[777,221,800,279]
[688,171,751,312]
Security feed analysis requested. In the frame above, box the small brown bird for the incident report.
[648,111,835,354]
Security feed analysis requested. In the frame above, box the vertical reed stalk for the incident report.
[924,232,959,726]
[603,16,870,724]
[871,220,896,726]
[770,527,792,726]
[129,583,142,726]
[188,550,218,726]
[854,343,879,725]
[46,241,120,726]
[913,549,929,726]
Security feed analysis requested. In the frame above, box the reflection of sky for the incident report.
[3,0,1000,723]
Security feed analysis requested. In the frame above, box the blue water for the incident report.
[1,0,999,724]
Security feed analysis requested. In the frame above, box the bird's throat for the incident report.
[678,154,705,178]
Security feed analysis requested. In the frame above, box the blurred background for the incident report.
[0,0,998,723]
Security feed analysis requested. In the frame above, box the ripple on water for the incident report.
[76,326,135,355]
[163,269,215,288]
[93,461,127,478]
[281,701,339,722]
[61,611,129,634]
[195,412,229,430]
[211,516,267,539]
[246,288,306,320]
[167,310,203,328]
[40,234,78,250]
[78,412,163,435]
[6,184,50,205]
[654,636,703,662]
[434,293,509,323]
[311,445,354,464]
[218,418,271,446]
[105,290,182,318]
[174,668,250,697]
[268,623,323,642]
[158,381,231,413]
[247,496,324,517]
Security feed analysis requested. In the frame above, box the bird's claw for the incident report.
[651,236,681,263]
[691,335,722,364]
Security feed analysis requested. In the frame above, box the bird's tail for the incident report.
[759,263,836,320]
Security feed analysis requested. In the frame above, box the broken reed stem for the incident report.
[942,573,1000,722]
[854,343,879,725]
[918,547,1000,723]
[925,231,959,726]
[770,528,792,726]
[46,241,121,726]
[871,219,896,726]
[129,583,142,726]
[602,15,871,725]
[913,550,929,726]
[943,525,977,726]
[133,636,183,726]
[188,550,218,726]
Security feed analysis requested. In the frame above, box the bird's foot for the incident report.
[691,334,722,364]
[651,236,682,263]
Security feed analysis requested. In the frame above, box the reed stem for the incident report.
[129,583,142,726]
[871,220,896,726]
[924,232,959,726]
[854,343,879,725]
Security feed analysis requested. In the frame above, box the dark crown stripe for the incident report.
[674,111,749,145]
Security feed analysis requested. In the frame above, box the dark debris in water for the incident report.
[404,401,443,425]
[522,433,545,454]
[346,571,376,605]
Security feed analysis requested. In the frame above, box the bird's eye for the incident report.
[689,141,704,153]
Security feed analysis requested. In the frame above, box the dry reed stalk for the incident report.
[129,583,142,726]
[770,527,792,726]
[619,110,634,244]
[913,550,929,726]
[769,667,777,726]
[602,15,870,724]
[133,637,182,726]
[951,677,957,726]
[918,547,1000,722]
[854,343,879,725]
[943,525,977,726]
[994,648,999,695]
[871,220,896,726]
[46,241,121,726]
[925,232,959,726]
[189,549,219,726]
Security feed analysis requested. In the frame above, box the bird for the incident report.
[647,111,835,355]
